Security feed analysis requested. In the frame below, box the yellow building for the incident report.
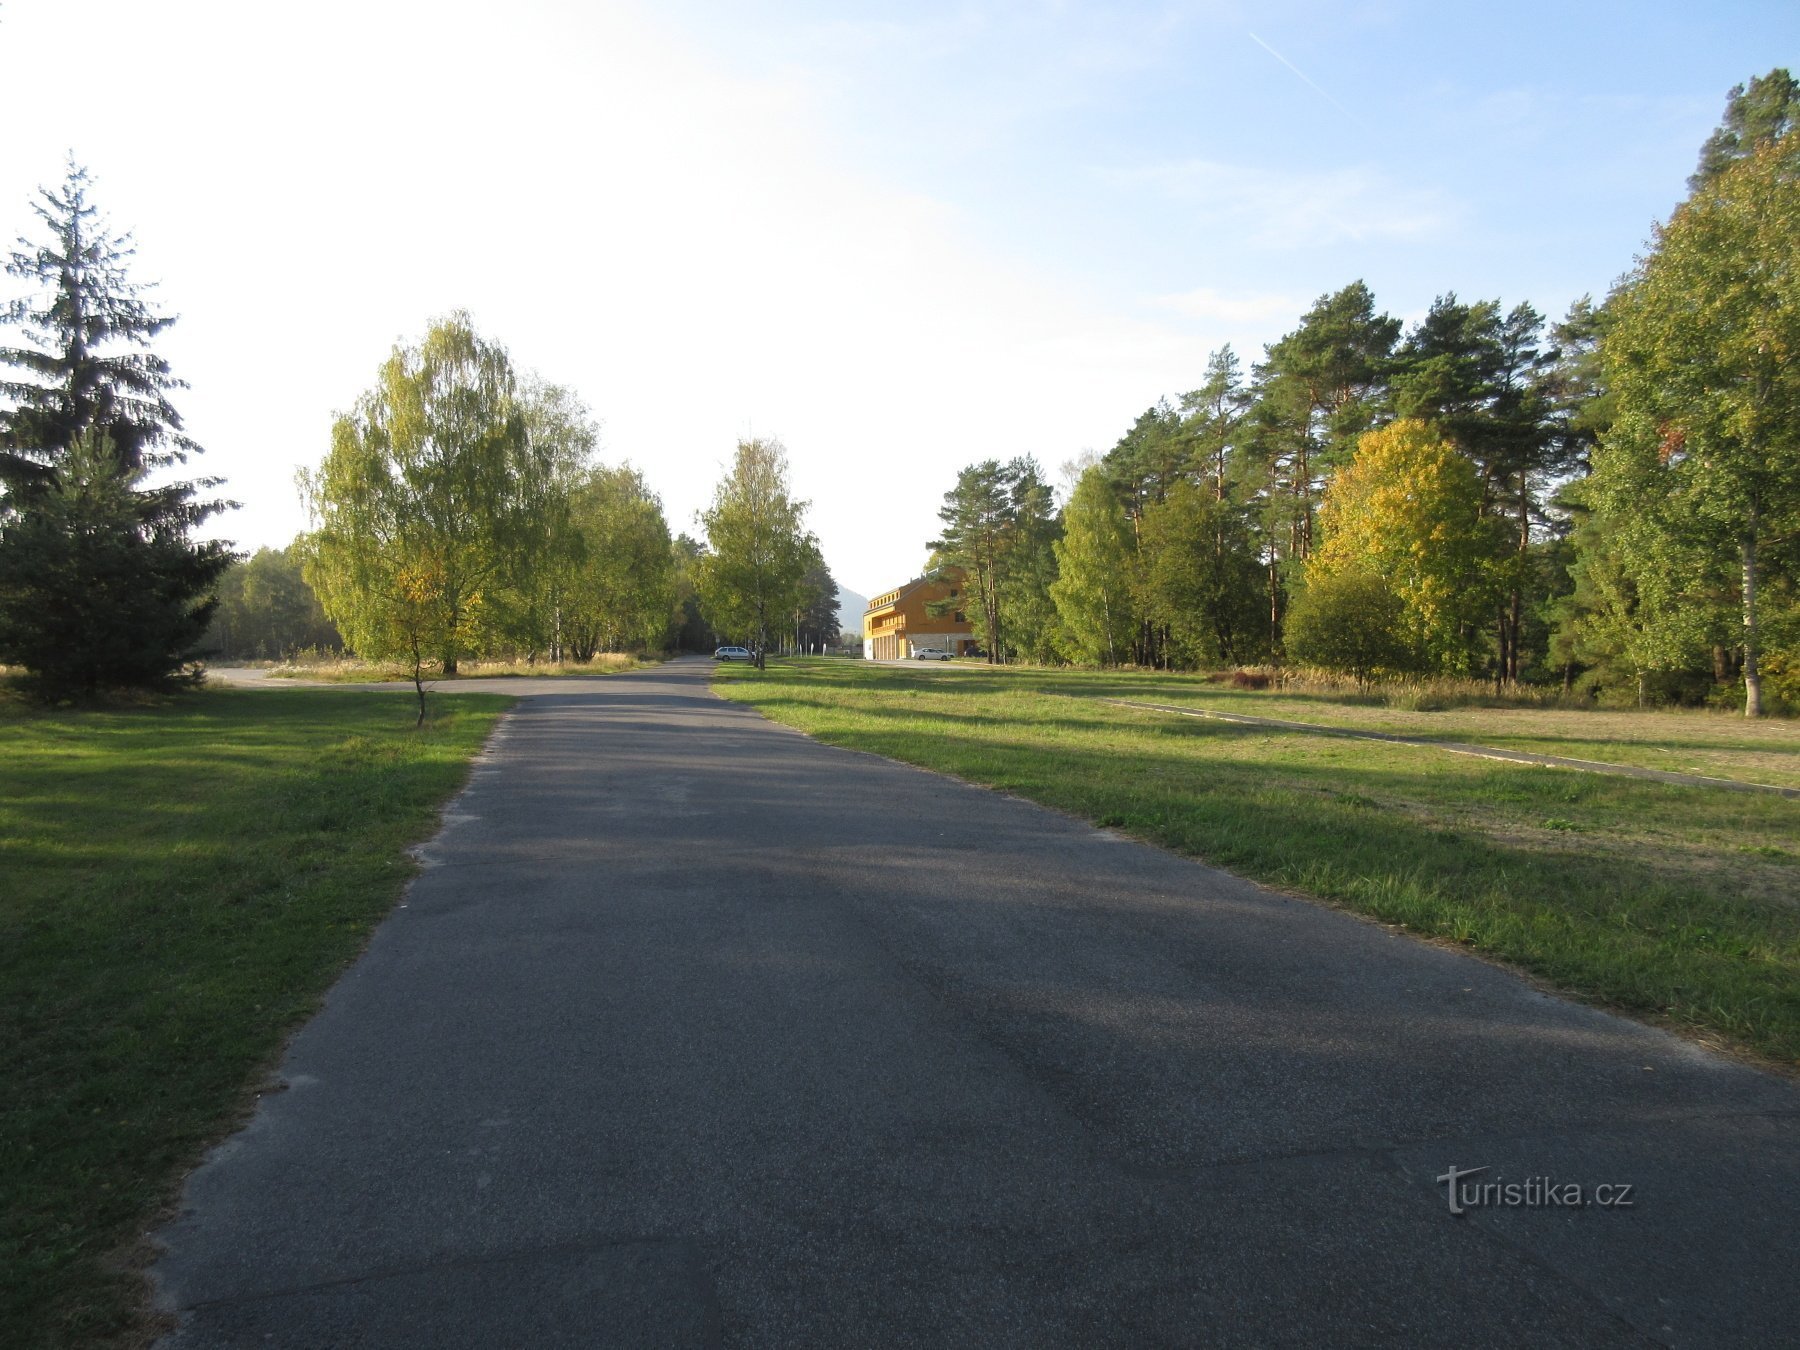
[863,569,977,660]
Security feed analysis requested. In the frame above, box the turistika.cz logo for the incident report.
[1436,1164,1636,1216]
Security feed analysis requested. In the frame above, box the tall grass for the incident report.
[1242,666,1582,711]
[260,651,655,681]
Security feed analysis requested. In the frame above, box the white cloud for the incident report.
[1107,159,1456,249]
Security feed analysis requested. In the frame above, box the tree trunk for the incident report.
[1509,471,1529,684]
[1742,530,1762,718]
[1506,591,1522,684]
[1295,440,1312,561]
[409,636,427,728]
[1267,548,1280,664]
[1496,610,1509,692]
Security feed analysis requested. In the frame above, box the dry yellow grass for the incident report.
[259,652,656,682]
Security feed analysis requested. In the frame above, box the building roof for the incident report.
[865,567,962,616]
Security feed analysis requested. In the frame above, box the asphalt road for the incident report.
[154,658,1800,1347]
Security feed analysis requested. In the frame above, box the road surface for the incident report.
[155,659,1800,1347]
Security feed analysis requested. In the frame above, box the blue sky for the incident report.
[0,1,1794,596]
[665,0,1786,334]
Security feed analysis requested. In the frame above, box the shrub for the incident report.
[1284,570,1420,688]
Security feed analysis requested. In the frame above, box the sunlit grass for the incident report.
[258,651,657,682]
[0,689,511,1349]
[721,661,1800,1066]
[843,659,1800,788]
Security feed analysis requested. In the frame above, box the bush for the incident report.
[1284,570,1420,688]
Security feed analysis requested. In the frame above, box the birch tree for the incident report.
[301,313,524,677]
[1051,467,1136,664]
[1600,128,1800,716]
[697,437,813,669]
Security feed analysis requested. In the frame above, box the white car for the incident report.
[713,646,754,662]
[912,648,953,661]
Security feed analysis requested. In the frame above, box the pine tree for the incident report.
[998,457,1061,663]
[795,557,841,652]
[930,460,1012,661]
[1391,294,1561,680]
[1689,68,1798,192]
[1179,345,1251,501]
[0,162,232,695]
[929,457,1058,663]
[1251,282,1400,563]
[1138,481,1265,668]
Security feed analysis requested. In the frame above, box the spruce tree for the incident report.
[0,161,232,695]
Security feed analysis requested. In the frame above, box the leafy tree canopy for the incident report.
[1600,127,1800,714]
[1050,465,1138,665]
[697,437,814,668]
[301,313,529,683]
[1285,568,1417,687]
[1312,419,1505,673]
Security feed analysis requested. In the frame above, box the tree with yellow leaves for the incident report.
[1309,419,1505,675]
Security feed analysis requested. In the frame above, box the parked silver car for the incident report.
[713,646,754,662]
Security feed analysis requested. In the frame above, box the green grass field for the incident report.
[0,688,510,1349]
[1057,669,1800,789]
[719,660,1800,1067]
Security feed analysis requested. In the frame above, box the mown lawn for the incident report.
[0,688,511,1349]
[719,661,1800,1066]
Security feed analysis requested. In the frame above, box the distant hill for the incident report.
[836,586,869,638]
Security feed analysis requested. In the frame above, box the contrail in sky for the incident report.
[1247,31,1365,128]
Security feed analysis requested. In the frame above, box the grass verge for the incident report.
[719,661,1800,1067]
[1,688,511,1349]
